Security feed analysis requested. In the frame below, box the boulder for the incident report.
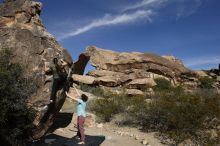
[209,72,217,77]
[76,46,194,93]
[163,55,184,66]
[73,53,90,75]
[195,70,208,78]
[125,89,144,96]
[0,0,73,139]
[84,46,190,80]
[126,78,157,89]
[217,76,220,82]
[88,69,132,84]
[88,70,124,77]
[94,76,119,87]
[72,74,95,85]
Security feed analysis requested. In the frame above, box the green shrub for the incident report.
[85,75,220,144]
[0,49,36,146]
[80,83,104,97]
[181,72,197,78]
[137,89,220,145]
[89,98,118,122]
[153,78,172,91]
[88,91,146,122]
[199,76,215,89]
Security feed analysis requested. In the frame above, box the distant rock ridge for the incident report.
[76,46,191,86]
[73,46,220,95]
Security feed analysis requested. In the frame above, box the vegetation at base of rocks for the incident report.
[199,76,216,89]
[89,78,220,145]
[80,83,104,97]
[153,78,172,91]
[88,92,145,122]
[139,90,220,145]
[0,49,37,146]
[181,72,197,78]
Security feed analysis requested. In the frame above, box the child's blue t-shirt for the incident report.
[77,99,86,117]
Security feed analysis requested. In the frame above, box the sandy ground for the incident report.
[29,113,165,146]
[29,99,166,146]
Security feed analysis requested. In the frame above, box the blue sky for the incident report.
[1,0,220,71]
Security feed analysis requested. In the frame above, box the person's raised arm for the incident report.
[65,91,80,102]
[73,86,81,97]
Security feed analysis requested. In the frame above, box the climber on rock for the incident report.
[48,58,67,105]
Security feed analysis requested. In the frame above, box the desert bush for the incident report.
[181,72,197,78]
[88,91,146,122]
[80,83,104,97]
[89,98,118,122]
[137,89,220,145]
[90,84,220,144]
[153,78,172,91]
[87,76,220,144]
[199,76,215,89]
[0,49,36,146]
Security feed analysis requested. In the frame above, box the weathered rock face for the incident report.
[126,78,156,89]
[80,46,191,86]
[74,46,220,95]
[85,46,190,79]
[72,46,194,96]
[72,74,95,85]
[0,0,73,139]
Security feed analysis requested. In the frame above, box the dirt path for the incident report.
[30,113,165,146]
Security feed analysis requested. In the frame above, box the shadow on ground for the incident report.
[29,134,105,146]
[48,112,73,133]
[29,112,105,146]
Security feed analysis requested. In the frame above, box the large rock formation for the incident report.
[76,46,189,83]
[0,0,73,139]
[71,46,195,96]
[72,46,220,95]
[85,46,191,85]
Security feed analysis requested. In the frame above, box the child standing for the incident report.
[66,87,88,145]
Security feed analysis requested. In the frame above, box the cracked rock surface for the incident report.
[0,0,73,140]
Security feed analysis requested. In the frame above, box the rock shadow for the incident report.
[47,112,73,133]
[29,134,105,146]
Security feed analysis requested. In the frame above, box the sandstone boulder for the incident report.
[88,70,133,84]
[125,89,144,96]
[195,70,208,78]
[163,55,184,66]
[217,76,220,82]
[0,0,73,139]
[72,74,95,85]
[76,46,193,95]
[126,78,157,89]
[88,70,124,77]
[84,46,190,80]
[94,76,119,87]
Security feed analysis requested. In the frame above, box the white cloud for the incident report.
[58,10,153,40]
[123,0,167,12]
[56,0,202,40]
[184,56,220,68]
[176,0,202,19]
